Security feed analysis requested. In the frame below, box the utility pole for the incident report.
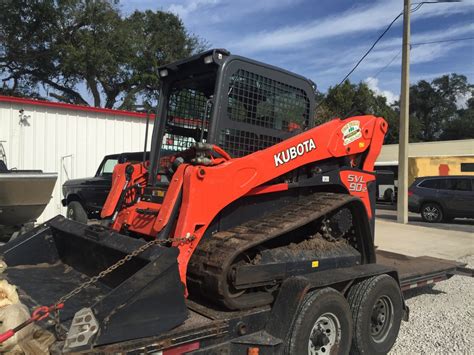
[397,0,410,224]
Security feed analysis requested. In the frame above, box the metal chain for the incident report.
[54,308,66,340]
[51,234,194,337]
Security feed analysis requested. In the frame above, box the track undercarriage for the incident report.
[188,192,372,309]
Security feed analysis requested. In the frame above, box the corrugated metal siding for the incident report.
[0,101,153,222]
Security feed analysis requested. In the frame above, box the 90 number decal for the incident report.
[347,174,367,192]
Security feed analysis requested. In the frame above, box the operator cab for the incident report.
[148,49,316,186]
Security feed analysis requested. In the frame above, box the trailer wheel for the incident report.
[288,287,352,355]
[347,275,402,354]
[67,201,88,224]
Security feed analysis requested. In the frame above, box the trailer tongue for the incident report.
[0,216,188,350]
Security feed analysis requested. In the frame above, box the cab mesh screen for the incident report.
[159,88,212,169]
[222,69,310,157]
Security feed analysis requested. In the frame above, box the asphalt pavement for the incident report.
[376,203,474,234]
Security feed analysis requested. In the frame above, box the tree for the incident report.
[409,74,473,141]
[314,74,473,144]
[0,0,205,108]
[441,97,474,140]
[315,80,399,143]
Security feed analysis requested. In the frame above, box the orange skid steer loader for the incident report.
[0,49,418,354]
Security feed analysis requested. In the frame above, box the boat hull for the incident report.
[0,173,57,226]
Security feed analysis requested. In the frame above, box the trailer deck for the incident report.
[376,250,473,291]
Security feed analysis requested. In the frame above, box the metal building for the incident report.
[0,95,153,222]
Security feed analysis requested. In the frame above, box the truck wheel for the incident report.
[347,275,403,355]
[420,202,443,223]
[288,287,352,355]
[67,201,88,224]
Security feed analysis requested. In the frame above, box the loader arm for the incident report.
[110,115,387,288]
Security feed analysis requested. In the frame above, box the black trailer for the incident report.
[0,220,473,354]
[56,249,466,355]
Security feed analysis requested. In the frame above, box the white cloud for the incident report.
[365,77,398,104]
[166,0,303,25]
[168,0,220,21]
[233,0,474,53]
[456,91,472,109]
[234,1,401,52]
[377,22,474,50]
[306,22,474,83]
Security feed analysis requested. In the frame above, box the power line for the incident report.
[335,3,425,88]
[366,36,474,81]
[316,2,471,110]
[411,36,474,46]
[334,13,404,87]
[315,4,424,111]
[367,50,402,82]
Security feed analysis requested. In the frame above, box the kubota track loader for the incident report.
[1,49,471,354]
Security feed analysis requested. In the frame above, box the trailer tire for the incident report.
[288,287,352,355]
[347,275,402,354]
[67,201,88,224]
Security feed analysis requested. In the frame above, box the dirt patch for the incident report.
[287,233,348,252]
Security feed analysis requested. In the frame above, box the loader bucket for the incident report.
[0,215,188,351]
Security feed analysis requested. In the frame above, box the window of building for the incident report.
[460,163,474,172]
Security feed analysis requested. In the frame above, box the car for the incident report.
[408,175,474,223]
[62,152,148,223]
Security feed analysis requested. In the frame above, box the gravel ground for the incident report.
[390,255,474,354]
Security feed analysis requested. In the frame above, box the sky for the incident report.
[120,0,474,105]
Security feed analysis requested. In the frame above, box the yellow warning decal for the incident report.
[359,141,365,148]
[312,260,319,268]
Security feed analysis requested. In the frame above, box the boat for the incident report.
[0,143,57,236]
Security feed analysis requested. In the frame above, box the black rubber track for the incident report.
[187,192,358,310]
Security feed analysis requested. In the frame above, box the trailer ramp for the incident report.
[376,250,473,292]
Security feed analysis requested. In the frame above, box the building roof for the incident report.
[377,139,474,164]
[0,95,155,120]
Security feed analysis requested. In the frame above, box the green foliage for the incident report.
[316,80,399,143]
[0,0,206,108]
[315,74,473,143]
[441,97,474,140]
[409,74,473,141]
